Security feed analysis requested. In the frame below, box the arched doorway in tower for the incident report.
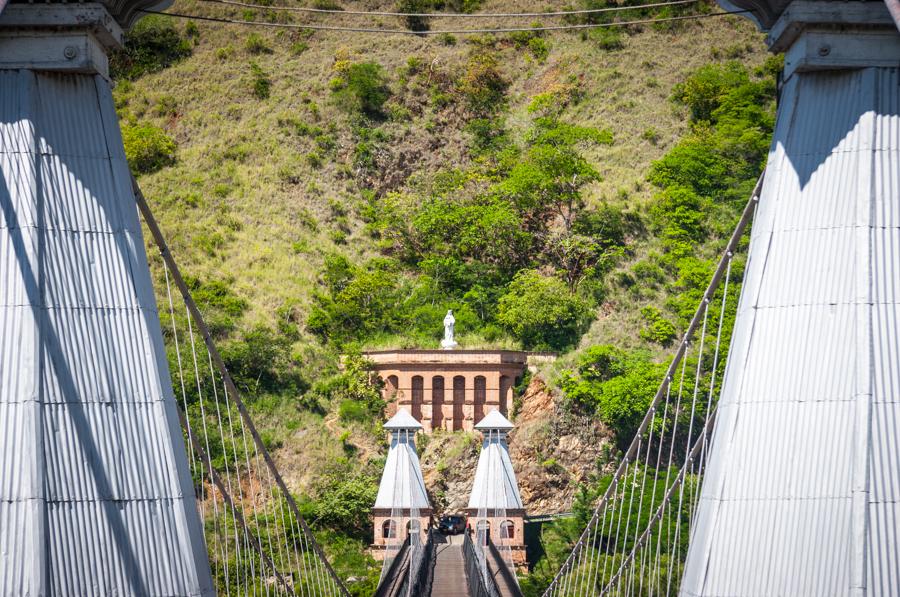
[411,375,424,422]
[385,375,399,416]
[432,376,444,430]
[499,375,512,416]
[382,519,396,539]
[452,375,465,431]
[474,375,486,424]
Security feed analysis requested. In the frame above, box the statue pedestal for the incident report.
[440,339,458,350]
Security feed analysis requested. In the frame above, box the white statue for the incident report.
[441,309,458,350]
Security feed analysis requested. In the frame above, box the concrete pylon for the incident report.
[682,2,900,595]
[0,3,214,594]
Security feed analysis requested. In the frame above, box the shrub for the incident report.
[184,275,248,335]
[109,15,191,80]
[338,399,369,422]
[652,185,706,247]
[332,62,391,118]
[639,305,677,346]
[528,37,550,61]
[184,20,199,40]
[245,32,272,54]
[220,324,307,396]
[307,259,402,343]
[648,134,729,197]
[641,127,660,144]
[308,470,379,540]
[560,346,664,446]
[306,151,323,168]
[496,270,591,351]
[584,27,623,50]
[398,0,431,31]
[249,62,271,99]
[458,53,508,118]
[312,353,385,419]
[121,123,176,174]
[215,45,234,60]
[671,61,749,122]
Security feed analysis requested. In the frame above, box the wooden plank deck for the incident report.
[430,534,470,597]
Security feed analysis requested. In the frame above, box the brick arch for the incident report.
[452,376,465,431]
[411,375,424,422]
[474,375,487,424]
[385,375,399,416]
[432,376,444,430]
[382,519,396,539]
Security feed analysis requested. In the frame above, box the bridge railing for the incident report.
[464,531,502,597]
[540,175,763,596]
[135,179,350,597]
[373,527,436,597]
[374,537,411,597]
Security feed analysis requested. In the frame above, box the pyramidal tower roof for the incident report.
[475,409,515,431]
[374,409,430,510]
[383,408,423,431]
[468,410,523,510]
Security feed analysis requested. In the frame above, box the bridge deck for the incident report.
[430,534,469,597]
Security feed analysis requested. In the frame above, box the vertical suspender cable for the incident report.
[134,177,350,596]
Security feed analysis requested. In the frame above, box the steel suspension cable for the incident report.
[540,175,762,596]
[599,407,719,593]
[140,7,753,35]
[134,177,350,596]
[162,266,293,594]
[195,0,701,18]
[206,350,239,596]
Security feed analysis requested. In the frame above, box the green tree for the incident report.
[310,352,386,423]
[309,469,380,540]
[560,345,664,446]
[307,258,402,344]
[333,62,392,118]
[220,324,307,396]
[497,270,591,350]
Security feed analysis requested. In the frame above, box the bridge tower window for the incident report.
[382,519,396,539]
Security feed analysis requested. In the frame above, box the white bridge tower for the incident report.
[0,1,214,594]
[683,2,900,594]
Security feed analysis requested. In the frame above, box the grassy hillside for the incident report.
[116,2,775,591]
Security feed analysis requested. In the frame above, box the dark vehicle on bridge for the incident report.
[437,515,466,535]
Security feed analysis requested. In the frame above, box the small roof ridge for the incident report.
[383,408,423,430]
[475,409,514,431]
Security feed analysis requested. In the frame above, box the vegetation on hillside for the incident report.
[519,53,779,595]
[112,2,775,591]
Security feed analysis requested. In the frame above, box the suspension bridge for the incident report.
[0,0,898,595]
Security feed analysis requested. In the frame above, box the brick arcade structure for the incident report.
[364,349,527,433]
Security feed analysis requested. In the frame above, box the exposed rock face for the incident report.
[420,432,480,514]
[509,378,613,515]
[419,377,613,516]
